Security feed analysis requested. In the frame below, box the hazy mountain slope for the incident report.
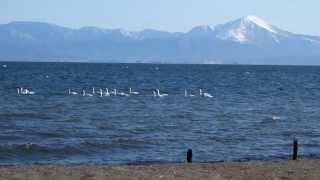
[0,16,320,64]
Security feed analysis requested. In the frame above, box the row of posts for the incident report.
[186,138,299,163]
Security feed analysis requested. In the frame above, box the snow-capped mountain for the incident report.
[1,16,320,65]
[215,15,281,43]
[214,15,320,47]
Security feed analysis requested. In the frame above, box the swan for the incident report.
[82,90,93,97]
[200,89,213,98]
[105,88,110,96]
[17,88,20,95]
[20,88,35,95]
[118,90,130,97]
[111,89,117,96]
[153,90,157,97]
[129,88,139,95]
[189,91,195,97]
[99,88,103,97]
[20,87,26,95]
[28,90,35,95]
[68,89,78,95]
[185,89,195,97]
[156,89,168,97]
[92,87,96,95]
[203,92,213,98]
[25,89,35,95]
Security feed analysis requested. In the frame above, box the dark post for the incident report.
[187,149,192,163]
[293,138,298,160]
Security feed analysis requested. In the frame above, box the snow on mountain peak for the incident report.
[243,15,277,33]
[214,15,280,43]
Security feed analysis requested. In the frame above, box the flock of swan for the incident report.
[71,87,213,98]
[78,87,139,97]
[17,87,213,98]
[17,87,35,95]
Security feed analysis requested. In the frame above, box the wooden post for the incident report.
[293,138,298,160]
[187,149,192,163]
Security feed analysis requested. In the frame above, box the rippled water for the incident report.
[1,62,320,165]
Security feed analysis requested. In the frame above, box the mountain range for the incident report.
[1,15,320,65]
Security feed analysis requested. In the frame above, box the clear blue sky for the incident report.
[1,0,319,35]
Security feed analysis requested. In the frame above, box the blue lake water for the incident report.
[1,62,320,165]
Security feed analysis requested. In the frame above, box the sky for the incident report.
[1,0,319,35]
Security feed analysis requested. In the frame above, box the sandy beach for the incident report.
[0,160,319,180]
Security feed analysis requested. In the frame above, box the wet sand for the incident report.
[0,160,319,180]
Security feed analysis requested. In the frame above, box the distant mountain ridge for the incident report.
[1,16,320,65]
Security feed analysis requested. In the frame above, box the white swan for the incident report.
[118,90,130,97]
[92,87,96,95]
[200,89,213,98]
[156,89,168,97]
[68,89,78,95]
[20,88,35,95]
[82,90,93,97]
[17,88,20,95]
[20,87,24,94]
[112,89,117,96]
[203,92,213,98]
[99,88,103,97]
[105,88,110,96]
[129,88,139,95]
[185,89,195,97]
[28,90,35,95]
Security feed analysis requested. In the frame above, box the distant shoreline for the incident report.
[1,60,320,67]
[1,160,319,180]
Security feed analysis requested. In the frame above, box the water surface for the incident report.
[0,62,320,165]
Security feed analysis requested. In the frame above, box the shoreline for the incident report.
[1,159,320,180]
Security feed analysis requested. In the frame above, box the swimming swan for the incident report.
[200,89,213,98]
[92,87,96,95]
[111,89,117,96]
[184,89,195,97]
[118,90,130,97]
[19,88,35,95]
[99,88,103,97]
[156,89,168,97]
[68,89,78,95]
[105,88,110,96]
[82,90,93,97]
[129,88,139,95]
